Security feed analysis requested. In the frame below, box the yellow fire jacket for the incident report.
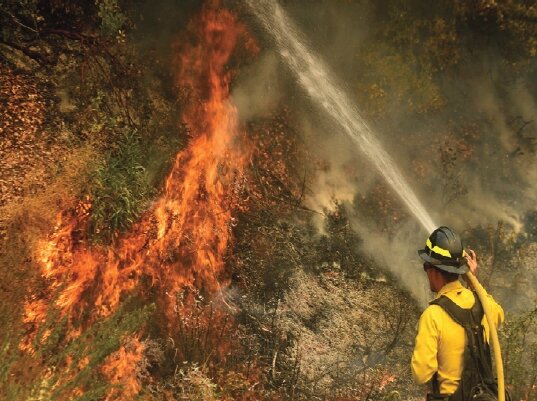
[411,280,504,395]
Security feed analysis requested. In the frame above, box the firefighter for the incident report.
[411,226,504,400]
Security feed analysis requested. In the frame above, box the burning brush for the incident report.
[21,1,259,398]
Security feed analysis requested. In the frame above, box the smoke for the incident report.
[234,0,537,310]
[349,214,431,307]
[231,51,284,120]
[441,79,537,232]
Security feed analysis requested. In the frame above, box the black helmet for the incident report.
[418,226,468,274]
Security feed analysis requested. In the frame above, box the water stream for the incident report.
[245,0,436,233]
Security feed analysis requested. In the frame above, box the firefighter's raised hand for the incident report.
[465,249,477,276]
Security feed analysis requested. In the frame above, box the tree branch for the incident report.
[0,39,48,64]
[40,28,99,45]
[1,9,38,35]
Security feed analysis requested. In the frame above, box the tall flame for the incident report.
[22,1,258,397]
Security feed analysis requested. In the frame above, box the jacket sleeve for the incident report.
[486,293,505,328]
[480,291,505,341]
[411,306,440,384]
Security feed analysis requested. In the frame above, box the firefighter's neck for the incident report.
[426,267,450,293]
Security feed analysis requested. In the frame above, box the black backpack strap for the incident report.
[429,295,474,328]
[432,372,440,394]
[429,293,486,329]
[468,297,495,384]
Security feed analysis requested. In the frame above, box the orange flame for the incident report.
[22,1,258,397]
[101,337,145,401]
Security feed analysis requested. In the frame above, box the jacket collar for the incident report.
[437,280,464,297]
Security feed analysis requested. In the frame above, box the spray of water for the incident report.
[245,0,436,233]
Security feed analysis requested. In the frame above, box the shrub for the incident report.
[96,0,126,37]
[502,307,537,401]
[85,130,152,242]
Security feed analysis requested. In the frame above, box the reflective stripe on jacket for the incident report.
[411,280,504,395]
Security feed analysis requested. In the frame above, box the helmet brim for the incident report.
[418,249,469,275]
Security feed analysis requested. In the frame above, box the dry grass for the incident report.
[0,145,97,344]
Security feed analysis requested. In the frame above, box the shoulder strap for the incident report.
[429,294,483,328]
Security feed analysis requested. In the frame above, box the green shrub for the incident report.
[502,307,537,401]
[96,0,126,37]
[85,130,152,242]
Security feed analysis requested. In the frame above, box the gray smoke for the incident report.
[232,0,537,310]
